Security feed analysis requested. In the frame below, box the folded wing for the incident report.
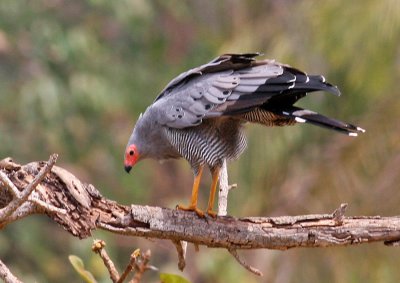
[152,53,364,135]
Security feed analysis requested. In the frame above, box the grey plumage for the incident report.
[125,53,365,216]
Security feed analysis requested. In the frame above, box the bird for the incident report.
[124,53,365,218]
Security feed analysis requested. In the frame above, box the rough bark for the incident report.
[0,258,23,283]
[1,155,400,278]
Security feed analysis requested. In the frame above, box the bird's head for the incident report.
[125,112,146,173]
[124,110,160,173]
[124,144,139,173]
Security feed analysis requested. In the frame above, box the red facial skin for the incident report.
[124,144,139,173]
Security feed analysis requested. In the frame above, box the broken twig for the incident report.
[228,249,263,276]
[172,240,187,271]
[0,154,58,222]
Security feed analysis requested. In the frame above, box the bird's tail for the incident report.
[274,106,366,136]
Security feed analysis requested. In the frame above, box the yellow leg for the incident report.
[177,165,205,217]
[206,167,220,218]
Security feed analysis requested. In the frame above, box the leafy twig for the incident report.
[92,239,120,283]
[117,249,140,283]
[91,240,155,283]
[131,250,152,283]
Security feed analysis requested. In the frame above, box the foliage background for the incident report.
[0,0,399,282]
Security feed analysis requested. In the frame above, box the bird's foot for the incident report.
[176,204,205,218]
[206,209,217,218]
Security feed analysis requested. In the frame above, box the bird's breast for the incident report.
[165,118,247,167]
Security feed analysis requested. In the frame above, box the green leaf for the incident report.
[68,255,98,283]
[160,273,191,283]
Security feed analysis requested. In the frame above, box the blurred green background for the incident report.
[0,0,399,282]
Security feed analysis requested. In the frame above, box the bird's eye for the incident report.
[129,150,134,156]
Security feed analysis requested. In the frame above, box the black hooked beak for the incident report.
[124,165,132,173]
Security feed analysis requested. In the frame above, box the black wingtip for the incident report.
[223,52,262,58]
[305,75,341,96]
[220,53,262,64]
[328,84,341,96]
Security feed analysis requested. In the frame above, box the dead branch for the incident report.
[0,154,57,222]
[172,240,187,271]
[228,248,263,276]
[0,258,23,283]
[1,155,400,277]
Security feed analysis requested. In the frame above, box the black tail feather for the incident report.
[272,106,365,136]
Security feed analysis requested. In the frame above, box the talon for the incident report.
[176,204,205,218]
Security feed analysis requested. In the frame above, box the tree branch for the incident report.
[0,258,23,283]
[1,155,400,276]
[217,159,237,217]
[0,154,57,222]
[218,159,229,216]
